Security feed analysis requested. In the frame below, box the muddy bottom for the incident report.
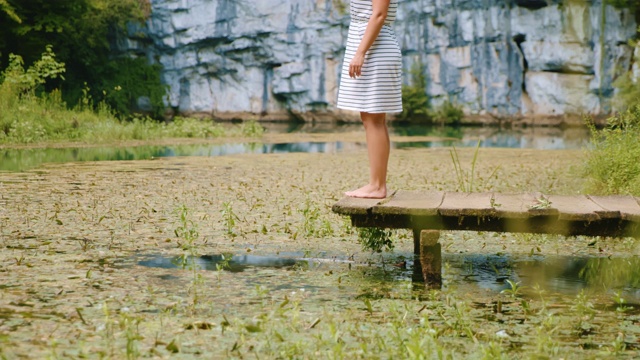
[1,144,639,358]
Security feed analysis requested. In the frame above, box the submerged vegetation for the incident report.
[1,1,640,359]
[1,147,639,358]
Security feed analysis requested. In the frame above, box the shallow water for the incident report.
[0,124,590,171]
[136,252,640,307]
[2,145,639,358]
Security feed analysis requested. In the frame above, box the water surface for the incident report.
[0,124,590,172]
[136,252,640,306]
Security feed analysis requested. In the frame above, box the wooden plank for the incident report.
[372,191,443,216]
[331,197,384,216]
[545,195,610,221]
[437,192,494,217]
[588,195,640,222]
[491,193,536,219]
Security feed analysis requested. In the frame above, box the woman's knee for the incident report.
[361,113,386,128]
[361,112,386,121]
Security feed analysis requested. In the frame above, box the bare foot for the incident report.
[345,184,387,199]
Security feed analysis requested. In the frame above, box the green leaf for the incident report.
[165,339,180,353]
[245,324,262,333]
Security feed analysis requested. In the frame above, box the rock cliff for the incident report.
[122,0,637,123]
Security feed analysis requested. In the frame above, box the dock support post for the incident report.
[412,229,442,288]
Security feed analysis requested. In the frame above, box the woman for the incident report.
[337,0,402,199]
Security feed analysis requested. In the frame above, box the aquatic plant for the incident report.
[174,205,199,251]
[357,227,395,253]
[215,253,233,282]
[298,198,334,238]
[3,125,640,359]
[238,119,265,137]
[501,279,525,299]
[221,202,239,237]
[174,205,205,313]
[450,141,500,192]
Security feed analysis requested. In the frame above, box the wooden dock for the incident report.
[332,191,640,287]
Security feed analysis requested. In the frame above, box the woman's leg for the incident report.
[345,112,389,199]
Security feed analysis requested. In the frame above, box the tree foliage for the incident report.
[0,0,19,23]
[0,0,164,117]
[606,0,640,9]
[1,45,65,94]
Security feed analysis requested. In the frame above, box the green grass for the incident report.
[0,91,265,145]
[0,47,262,146]
[583,108,640,196]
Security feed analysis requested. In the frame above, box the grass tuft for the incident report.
[583,109,640,196]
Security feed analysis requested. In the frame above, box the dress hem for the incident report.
[336,105,403,114]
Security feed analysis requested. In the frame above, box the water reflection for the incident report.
[138,254,304,273]
[0,142,350,172]
[0,124,591,172]
[137,252,640,302]
[445,254,640,301]
[392,125,590,150]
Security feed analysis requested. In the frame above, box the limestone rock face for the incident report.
[122,0,637,120]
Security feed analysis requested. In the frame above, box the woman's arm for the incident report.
[349,0,391,78]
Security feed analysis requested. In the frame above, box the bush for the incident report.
[606,0,640,9]
[95,57,166,118]
[583,109,640,196]
[398,61,465,124]
[0,46,67,142]
[0,0,164,118]
[0,47,258,144]
[430,99,464,125]
[398,62,430,122]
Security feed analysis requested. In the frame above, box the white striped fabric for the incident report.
[337,0,402,114]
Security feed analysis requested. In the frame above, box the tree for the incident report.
[0,0,20,23]
[0,0,164,117]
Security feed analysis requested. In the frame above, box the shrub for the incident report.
[398,61,465,124]
[95,57,166,118]
[583,109,640,196]
[606,0,640,9]
[611,32,640,112]
[430,99,464,125]
[0,0,164,118]
[0,47,246,144]
[398,61,431,122]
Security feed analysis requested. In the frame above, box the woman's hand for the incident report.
[349,53,365,78]
[349,0,389,79]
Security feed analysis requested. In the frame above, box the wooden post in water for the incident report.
[412,229,442,288]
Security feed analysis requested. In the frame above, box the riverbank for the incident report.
[198,110,608,128]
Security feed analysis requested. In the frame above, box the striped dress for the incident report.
[337,0,402,114]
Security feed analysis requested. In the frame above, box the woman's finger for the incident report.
[350,65,359,78]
